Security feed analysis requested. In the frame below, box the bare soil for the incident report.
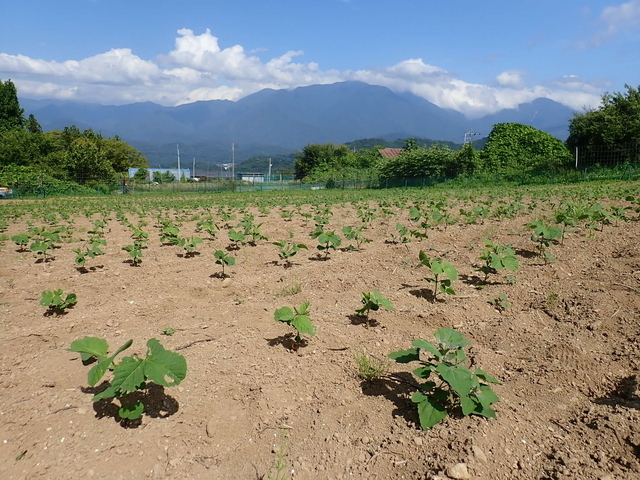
[1,189,639,480]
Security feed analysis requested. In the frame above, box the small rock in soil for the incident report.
[446,462,471,480]
[471,445,487,464]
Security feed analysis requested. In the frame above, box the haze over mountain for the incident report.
[20,81,576,166]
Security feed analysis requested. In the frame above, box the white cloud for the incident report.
[0,28,603,117]
[495,70,525,88]
[580,0,640,47]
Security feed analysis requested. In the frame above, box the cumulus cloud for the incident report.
[580,0,640,47]
[495,70,526,88]
[0,28,603,117]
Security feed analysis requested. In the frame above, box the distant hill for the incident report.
[20,81,575,166]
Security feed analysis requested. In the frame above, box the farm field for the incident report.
[1,182,639,480]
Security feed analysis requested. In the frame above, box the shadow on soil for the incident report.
[595,375,640,410]
[514,248,540,259]
[266,333,308,351]
[360,373,420,428]
[348,314,379,327]
[81,382,180,429]
[402,284,441,303]
[459,273,493,287]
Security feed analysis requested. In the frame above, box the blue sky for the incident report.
[1,0,639,117]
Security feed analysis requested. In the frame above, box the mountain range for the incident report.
[20,81,576,167]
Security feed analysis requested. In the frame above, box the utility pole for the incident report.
[192,157,196,178]
[231,143,236,181]
[268,158,272,182]
[176,144,181,180]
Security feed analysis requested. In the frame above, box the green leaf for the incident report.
[412,366,433,379]
[411,339,440,358]
[435,363,473,398]
[274,306,295,322]
[86,339,134,386]
[111,356,146,393]
[501,255,519,271]
[476,384,500,405]
[460,393,479,416]
[119,401,144,420]
[88,357,114,387]
[442,263,458,281]
[92,385,118,402]
[69,337,109,359]
[144,338,188,387]
[412,392,448,430]
[434,328,470,350]
[40,290,55,306]
[388,348,420,363]
[475,368,501,384]
[291,315,316,336]
[454,347,467,364]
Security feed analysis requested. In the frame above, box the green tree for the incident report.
[480,123,572,175]
[26,114,42,134]
[153,170,176,183]
[101,136,147,172]
[567,84,640,148]
[453,143,480,176]
[294,143,354,179]
[0,79,25,133]
[132,168,149,183]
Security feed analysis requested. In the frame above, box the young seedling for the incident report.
[527,220,562,264]
[392,223,411,244]
[195,219,219,239]
[40,289,77,315]
[488,293,511,311]
[356,290,395,324]
[122,242,143,266]
[273,239,308,267]
[72,238,107,270]
[228,229,246,249]
[11,233,30,251]
[68,337,187,422]
[213,249,235,277]
[477,240,519,283]
[177,236,203,257]
[280,209,294,221]
[29,228,62,262]
[342,226,372,251]
[160,225,181,245]
[388,328,501,430]
[417,251,458,301]
[274,302,316,350]
[161,328,176,336]
[316,231,341,259]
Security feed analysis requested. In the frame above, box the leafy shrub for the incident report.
[479,123,573,176]
[378,145,456,180]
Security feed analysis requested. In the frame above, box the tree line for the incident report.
[0,79,148,188]
[294,85,640,182]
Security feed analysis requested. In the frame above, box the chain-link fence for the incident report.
[575,143,640,168]
[2,162,639,199]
